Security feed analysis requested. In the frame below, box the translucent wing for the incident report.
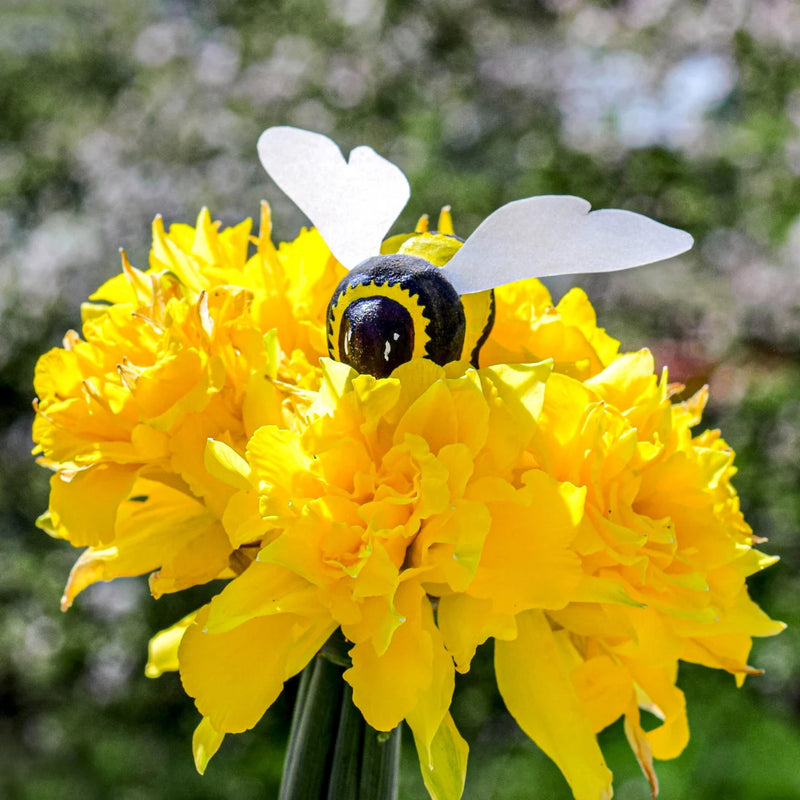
[441,195,694,295]
[258,126,410,269]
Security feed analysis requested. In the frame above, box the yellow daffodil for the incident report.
[33,205,343,608]
[36,202,782,800]
[180,354,572,794]
[494,350,784,799]
[159,346,781,800]
[484,276,620,381]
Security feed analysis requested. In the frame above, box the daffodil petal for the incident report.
[49,465,139,547]
[405,598,456,749]
[204,438,252,491]
[571,655,635,733]
[87,478,230,600]
[146,611,197,678]
[495,610,613,800]
[626,664,689,760]
[467,472,584,614]
[193,716,225,775]
[624,701,659,798]
[437,594,517,673]
[344,583,433,731]
[405,602,463,799]
[180,607,300,734]
[409,712,468,800]
[204,561,321,633]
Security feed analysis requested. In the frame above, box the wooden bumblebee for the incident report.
[258,127,693,379]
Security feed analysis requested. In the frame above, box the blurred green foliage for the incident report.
[1,0,799,798]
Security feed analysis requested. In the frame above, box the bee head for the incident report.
[327,253,466,379]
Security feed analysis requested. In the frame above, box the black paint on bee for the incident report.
[327,254,466,379]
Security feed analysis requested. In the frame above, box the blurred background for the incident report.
[1,1,799,798]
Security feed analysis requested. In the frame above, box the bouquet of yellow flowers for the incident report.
[33,127,783,800]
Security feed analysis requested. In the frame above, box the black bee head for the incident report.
[326,254,466,379]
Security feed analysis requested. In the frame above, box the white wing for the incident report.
[257,126,410,269]
[442,195,694,295]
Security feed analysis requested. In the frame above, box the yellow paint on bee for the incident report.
[380,224,460,266]
[460,291,494,365]
[328,279,431,363]
[397,231,461,267]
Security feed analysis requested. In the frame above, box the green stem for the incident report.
[358,723,401,800]
[278,655,343,800]
[282,663,312,783]
[279,635,401,800]
[325,683,363,800]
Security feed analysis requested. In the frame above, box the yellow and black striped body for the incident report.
[326,219,495,379]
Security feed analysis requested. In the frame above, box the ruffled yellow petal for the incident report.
[438,594,517,673]
[61,478,230,608]
[179,607,301,734]
[204,561,321,634]
[467,472,584,614]
[48,464,138,547]
[571,655,635,733]
[166,410,240,519]
[133,348,222,430]
[624,662,689,760]
[585,350,659,413]
[405,596,456,748]
[221,491,265,548]
[204,438,252,492]
[405,598,465,800]
[484,280,619,380]
[246,425,312,493]
[624,701,659,798]
[394,377,461,455]
[344,583,433,731]
[412,498,491,593]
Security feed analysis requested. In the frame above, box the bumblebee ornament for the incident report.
[258,126,692,378]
